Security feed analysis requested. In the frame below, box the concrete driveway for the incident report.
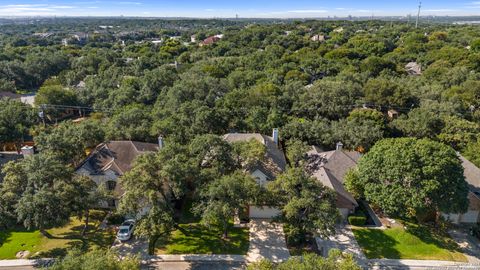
[449,228,480,264]
[316,225,366,263]
[246,220,290,263]
[111,236,149,260]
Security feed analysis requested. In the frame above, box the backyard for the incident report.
[0,211,115,259]
[352,221,467,262]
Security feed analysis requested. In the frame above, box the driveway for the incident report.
[246,219,290,263]
[449,228,480,264]
[316,225,366,263]
[111,236,149,260]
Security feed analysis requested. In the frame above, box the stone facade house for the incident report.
[75,140,159,208]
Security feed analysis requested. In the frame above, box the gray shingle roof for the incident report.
[459,155,480,193]
[306,146,360,207]
[223,133,287,179]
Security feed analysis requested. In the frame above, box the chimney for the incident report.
[272,128,279,146]
[21,146,34,158]
[336,142,343,151]
[158,136,164,149]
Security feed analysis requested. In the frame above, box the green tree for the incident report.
[268,168,339,244]
[350,138,469,221]
[437,116,480,150]
[35,84,78,122]
[35,120,105,165]
[47,248,140,270]
[247,249,361,270]
[0,154,82,234]
[194,171,260,238]
[0,98,36,149]
[463,139,480,168]
[118,144,193,249]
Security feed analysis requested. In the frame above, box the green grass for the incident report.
[352,222,467,262]
[0,211,115,259]
[155,223,249,255]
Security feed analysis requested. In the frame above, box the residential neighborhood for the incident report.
[2,2,480,270]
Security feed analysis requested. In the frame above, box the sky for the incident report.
[0,0,479,18]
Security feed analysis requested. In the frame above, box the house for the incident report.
[305,143,361,220]
[75,140,160,208]
[387,109,399,119]
[0,91,35,106]
[223,129,287,218]
[310,34,327,42]
[442,156,480,223]
[200,36,221,46]
[405,62,422,75]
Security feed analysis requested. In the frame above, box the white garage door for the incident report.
[442,213,460,224]
[249,206,281,219]
[460,211,479,223]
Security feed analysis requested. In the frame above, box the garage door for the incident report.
[249,206,281,219]
[460,211,479,223]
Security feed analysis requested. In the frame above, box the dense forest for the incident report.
[1,18,480,165]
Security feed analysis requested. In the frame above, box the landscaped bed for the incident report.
[352,221,467,262]
[0,211,115,259]
[155,223,249,255]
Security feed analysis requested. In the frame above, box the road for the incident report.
[143,261,246,270]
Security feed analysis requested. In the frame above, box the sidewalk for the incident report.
[368,259,480,269]
[147,254,246,262]
[0,259,53,267]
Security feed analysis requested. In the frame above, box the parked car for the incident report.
[116,219,135,241]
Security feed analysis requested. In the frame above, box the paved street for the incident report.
[143,261,246,270]
[246,219,290,263]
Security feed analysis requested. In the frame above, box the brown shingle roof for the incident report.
[223,133,286,179]
[77,141,158,175]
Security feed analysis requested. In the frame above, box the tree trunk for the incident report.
[81,210,90,237]
[222,219,228,239]
[40,229,49,238]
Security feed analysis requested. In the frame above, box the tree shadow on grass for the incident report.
[353,229,401,259]
[405,223,462,252]
[0,230,12,247]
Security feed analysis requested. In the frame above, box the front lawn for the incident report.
[0,211,115,259]
[155,223,249,255]
[352,222,467,262]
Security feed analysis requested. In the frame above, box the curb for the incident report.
[145,254,247,263]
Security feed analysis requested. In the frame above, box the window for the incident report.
[107,199,116,208]
[106,180,116,191]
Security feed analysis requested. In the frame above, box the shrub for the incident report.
[348,216,366,226]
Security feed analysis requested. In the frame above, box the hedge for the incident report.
[348,215,367,226]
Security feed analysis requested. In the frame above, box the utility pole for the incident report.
[415,1,422,28]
